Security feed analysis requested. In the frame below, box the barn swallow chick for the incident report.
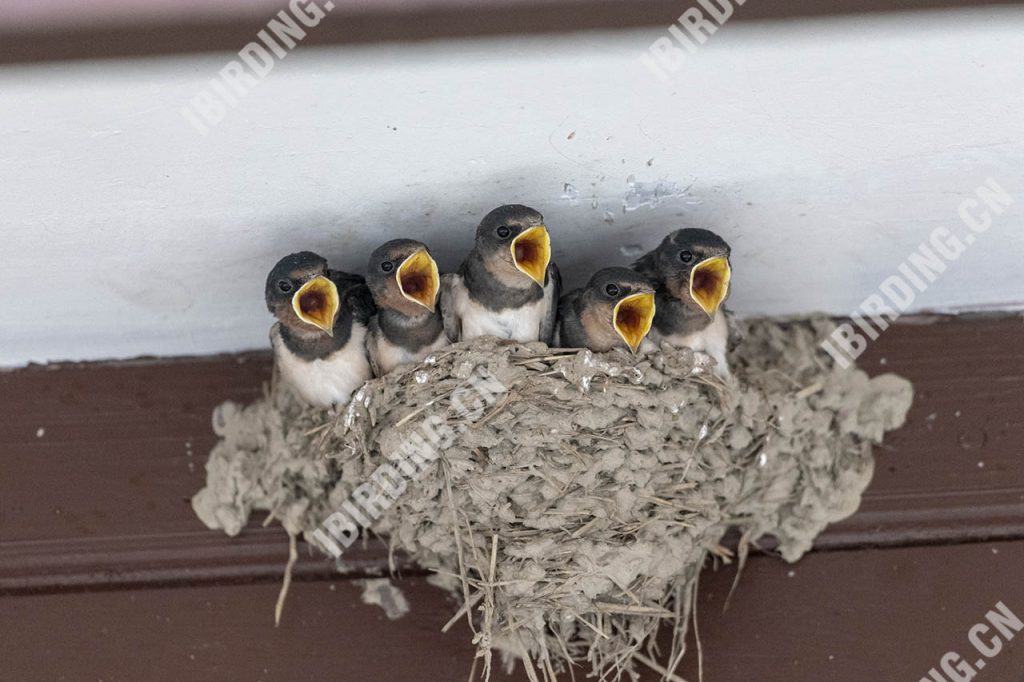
[441,204,561,344]
[265,252,375,408]
[556,268,656,354]
[633,228,733,377]
[364,239,448,375]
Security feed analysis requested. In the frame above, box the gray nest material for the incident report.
[193,318,913,681]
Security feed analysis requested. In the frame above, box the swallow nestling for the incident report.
[440,204,561,344]
[265,251,375,408]
[632,228,733,377]
[364,239,448,375]
[556,267,657,354]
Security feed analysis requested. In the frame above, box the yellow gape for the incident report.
[690,256,731,316]
[613,292,656,353]
[396,249,440,312]
[292,275,340,335]
[510,225,551,287]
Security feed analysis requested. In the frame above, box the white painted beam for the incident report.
[1,9,1021,365]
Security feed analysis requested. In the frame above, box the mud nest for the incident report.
[193,318,912,681]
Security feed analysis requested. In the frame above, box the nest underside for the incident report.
[193,318,913,681]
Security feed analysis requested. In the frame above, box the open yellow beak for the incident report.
[396,249,440,312]
[510,225,551,287]
[613,292,656,354]
[292,275,340,335]
[689,256,731,316]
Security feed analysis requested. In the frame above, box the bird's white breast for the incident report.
[373,330,449,374]
[647,312,731,378]
[273,325,371,408]
[452,275,555,343]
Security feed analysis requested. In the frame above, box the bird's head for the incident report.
[635,228,731,316]
[581,267,657,353]
[474,204,551,288]
[265,251,340,337]
[366,239,440,315]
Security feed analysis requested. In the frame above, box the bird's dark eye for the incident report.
[381,261,394,273]
[277,280,293,294]
[496,225,511,239]
[605,283,620,297]
[679,250,694,263]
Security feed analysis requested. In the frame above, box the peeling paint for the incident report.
[622,176,691,212]
[561,183,579,206]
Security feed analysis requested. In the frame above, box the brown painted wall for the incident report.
[1,316,1022,679]
[2,0,1022,64]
